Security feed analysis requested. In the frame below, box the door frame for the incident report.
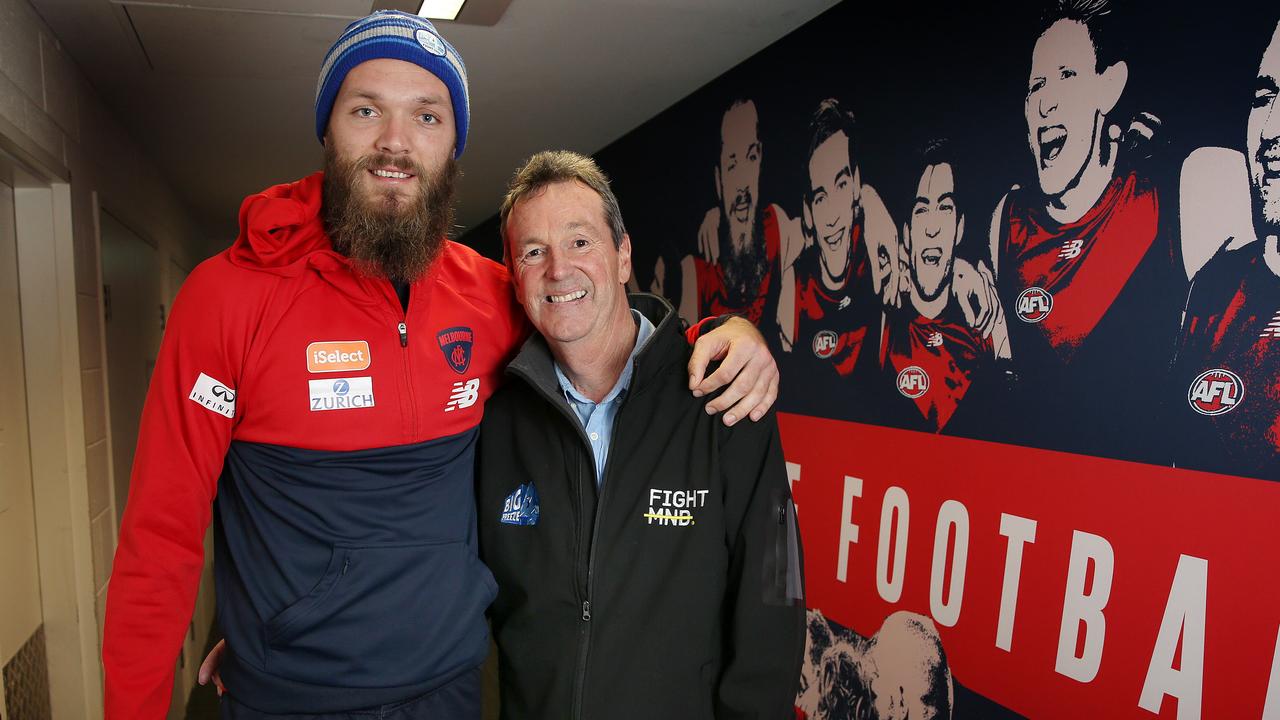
[0,142,103,718]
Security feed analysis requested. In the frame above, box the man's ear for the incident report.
[618,233,633,285]
[1098,60,1129,115]
[956,213,966,247]
[714,165,723,206]
[852,166,863,209]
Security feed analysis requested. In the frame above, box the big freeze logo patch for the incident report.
[500,482,540,526]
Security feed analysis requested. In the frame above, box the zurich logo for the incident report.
[500,482,540,526]
[333,379,350,396]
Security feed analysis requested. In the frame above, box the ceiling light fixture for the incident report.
[416,0,466,20]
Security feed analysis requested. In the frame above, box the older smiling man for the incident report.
[477,150,805,719]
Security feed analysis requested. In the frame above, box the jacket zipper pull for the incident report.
[582,600,591,621]
[397,321,408,348]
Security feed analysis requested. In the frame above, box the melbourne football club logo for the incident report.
[437,326,474,374]
[897,366,930,399]
[1015,286,1053,323]
[500,482,540,526]
[1187,368,1243,416]
[812,330,839,359]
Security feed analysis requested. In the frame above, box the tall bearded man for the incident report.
[101,11,778,719]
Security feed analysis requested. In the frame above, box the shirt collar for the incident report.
[554,309,656,407]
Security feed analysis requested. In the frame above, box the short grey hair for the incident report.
[499,150,627,255]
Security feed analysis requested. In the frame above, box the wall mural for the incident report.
[465,1,1280,716]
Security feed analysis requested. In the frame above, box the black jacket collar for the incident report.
[506,293,684,403]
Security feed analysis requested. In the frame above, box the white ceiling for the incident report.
[28,0,840,247]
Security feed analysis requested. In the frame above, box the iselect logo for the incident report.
[307,341,371,373]
[309,376,374,412]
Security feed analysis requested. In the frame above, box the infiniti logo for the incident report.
[212,385,236,402]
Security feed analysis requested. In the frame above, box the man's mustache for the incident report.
[356,153,420,175]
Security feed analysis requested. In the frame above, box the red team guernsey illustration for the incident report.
[1002,169,1158,361]
[1172,19,1280,479]
[882,305,993,433]
[695,202,783,324]
[1173,241,1280,477]
[791,221,872,378]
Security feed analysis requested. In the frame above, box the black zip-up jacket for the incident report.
[477,294,805,720]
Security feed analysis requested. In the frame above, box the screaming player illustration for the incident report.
[984,0,1186,462]
[880,140,1000,433]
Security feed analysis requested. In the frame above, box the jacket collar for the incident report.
[506,293,683,404]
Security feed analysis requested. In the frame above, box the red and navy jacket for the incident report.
[1170,239,1280,480]
[102,172,528,717]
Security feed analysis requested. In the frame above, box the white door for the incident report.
[0,180,52,717]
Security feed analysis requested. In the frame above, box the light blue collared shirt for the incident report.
[553,310,656,486]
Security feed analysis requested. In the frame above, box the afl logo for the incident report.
[1187,368,1243,416]
[812,330,839,359]
[897,366,930,399]
[1015,287,1053,323]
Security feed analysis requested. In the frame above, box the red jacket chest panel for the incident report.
[234,273,515,451]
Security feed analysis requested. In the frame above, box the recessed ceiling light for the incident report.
[417,0,467,20]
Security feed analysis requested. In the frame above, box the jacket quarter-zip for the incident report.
[386,280,417,438]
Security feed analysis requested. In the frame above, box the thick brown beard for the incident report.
[719,210,767,309]
[322,145,458,284]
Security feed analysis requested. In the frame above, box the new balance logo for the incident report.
[1260,311,1280,339]
[1059,239,1084,260]
[445,378,480,412]
[926,332,943,348]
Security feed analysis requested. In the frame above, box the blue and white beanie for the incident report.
[315,10,470,158]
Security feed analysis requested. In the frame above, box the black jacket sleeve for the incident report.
[716,409,806,719]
